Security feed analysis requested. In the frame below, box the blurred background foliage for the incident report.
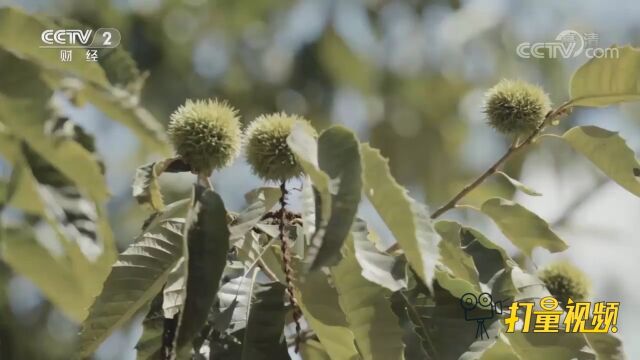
[0,0,639,359]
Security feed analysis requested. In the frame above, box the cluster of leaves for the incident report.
[1,6,639,360]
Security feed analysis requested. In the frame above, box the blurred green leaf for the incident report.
[495,171,542,196]
[241,281,289,360]
[559,126,640,197]
[569,46,640,107]
[481,198,568,257]
[1,226,88,322]
[295,271,359,360]
[331,232,405,360]
[584,333,625,360]
[174,186,230,356]
[0,95,108,202]
[360,143,439,288]
[0,7,109,87]
[78,199,189,357]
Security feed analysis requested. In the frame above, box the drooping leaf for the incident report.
[331,234,405,360]
[241,281,290,360]
[309,125,362,269]
[480,198,568,257]
[569,46,640,107]
[174,186,230,355]
[288,125,362,270]
[352,219,407,292]
[78,199,189,357]
[559,126,640,197]
[495,171,542,196]
[295,271,359,360]
[229,187,281,244]
[132,161,166,211]
[360,143,439,288]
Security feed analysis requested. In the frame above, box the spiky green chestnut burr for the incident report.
[244,113,316,182]
[484,79,551,135]
[539,261,591,306]
[167,99,241,174]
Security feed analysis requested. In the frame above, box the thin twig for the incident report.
[430,104,571,219]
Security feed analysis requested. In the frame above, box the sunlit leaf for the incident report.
[78,199,189,357]
[331,235,405,360]
[559,126,640,197]
[481,198,568,257]
[360,143,439,288]
[351,219,407,292]
[295,271,359,360]
[569,46,640,107]
[495,171,542,196]
[218,267,259,334]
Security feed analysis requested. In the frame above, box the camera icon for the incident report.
[460,292,503,339]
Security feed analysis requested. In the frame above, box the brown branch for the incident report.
[277,181,303,352]
[430,104,571,219]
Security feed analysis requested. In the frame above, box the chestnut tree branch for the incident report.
[429,103,571,219]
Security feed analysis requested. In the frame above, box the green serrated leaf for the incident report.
[331,233,405,360]
[352,219,407,292]
[481,198,568,257]
[495,171,542,196]
[174,186,230,355]
[241,281,290,360]
[569,46,640,107]
[300,339,332,360]
[295,271,359,360]
[434,222,481,296]
[360,143,439,288]
[559,126,640,197]
[78,199,189,357]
